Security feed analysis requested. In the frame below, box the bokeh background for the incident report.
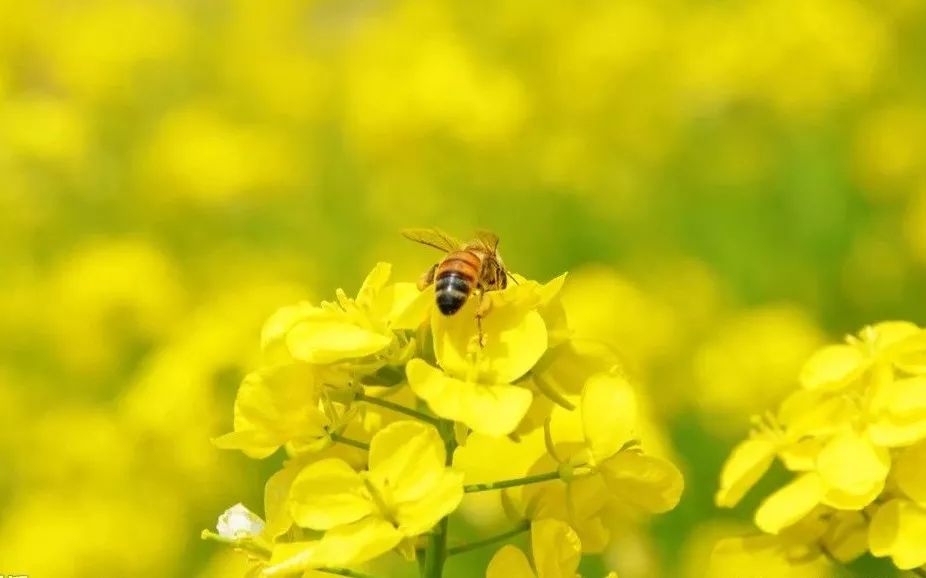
[2,0,925,576]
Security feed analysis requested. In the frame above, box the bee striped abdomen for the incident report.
[434,251,481,315]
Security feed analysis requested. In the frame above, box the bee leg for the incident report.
[417,263,438,291]
[475,291,493,348]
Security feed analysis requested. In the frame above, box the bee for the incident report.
[402,228,511,344]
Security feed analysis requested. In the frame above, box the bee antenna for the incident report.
[506,270,521,285]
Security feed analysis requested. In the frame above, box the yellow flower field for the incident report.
[1,1,926,577]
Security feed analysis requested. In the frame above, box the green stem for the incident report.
[317,568,384,578]
[423,515,450,578]
[422,420,456,577]
[357,392,441,427]
[330,432,370,451]
[463,471,561,493]
[447,520,531,556]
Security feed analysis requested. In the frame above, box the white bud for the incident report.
[216,503,265,539]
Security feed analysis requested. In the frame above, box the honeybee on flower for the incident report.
[205,231,681,578]
[402,227,512,347]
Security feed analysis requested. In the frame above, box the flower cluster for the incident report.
[715,321,926,573]
[205,258,683,577]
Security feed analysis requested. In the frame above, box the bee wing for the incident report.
[474,230,500,252]
[401,228,464,253]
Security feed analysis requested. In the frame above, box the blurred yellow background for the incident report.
[1,0,925,576]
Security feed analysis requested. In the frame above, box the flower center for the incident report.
[362,473,399,527]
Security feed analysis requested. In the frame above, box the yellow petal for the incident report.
[798,345,865,391]
[816,431,888,509]
[535,340,618,397]
[368,421,446,503]
[538,273,568,305]
[394,468,464,536]
[213,364,325,459]
[355,262,392,308]
[894,440,926,505]
[564,475,610,552]
[866,321,922,352]
[884,376,926,415]
[581,372,637,462]
[778,437,824,472]
[548,395,585,446]
[867,414,926,448]
[286,316,392,364]
[313,517,404,567]
[869,375,926,444]
[869,499,926,570]
[893,331,926,373]
[288,459,374,530]
[715,437,777,508]
[432,290,548,384]
[821,511,868,563]
[261,302,315,361]
[822,482,884,511]
[531,518,582,578]
[779,391,854,439]
[598,452,684,513]
[754,472,823,534]
[486,545,536,578]
[379,282,432,330]
[407,358,533,437]
[263,459,305,539]
[708,534,829,578]
[262,541,321,577]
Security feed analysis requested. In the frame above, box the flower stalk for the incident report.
[422,419,457,578]
[356,391,441,427]
[447,520,531,556]
[463,471,561,493]
[329,431,370,451]
[317,568,384,578]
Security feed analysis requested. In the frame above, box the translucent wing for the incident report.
[400,228,463,253]
[474,230,500,252]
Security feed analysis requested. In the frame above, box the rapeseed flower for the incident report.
[207,252,680,577]
[486,518,617,578]
[716,321,926,574]
[261,262,428,367]
[515,372,683,551]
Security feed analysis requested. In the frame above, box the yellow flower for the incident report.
[406,358,532,437]
[431,276,563,383]
[485,519,583,578]
[262,262,429,366]
[869,498,926,570]
[715,438,778,508]
[707,533,830,578]
[209,257,682,577]
[799,321,926,392]
[717,320,926,574]
[517,372,683,551]
[893,438,926,505]
[272,421,463,571]
[485,519,619,578]
[407,276,565,436]
[867,375,926,447]
[815,430,889,509]
[558,372,682,513]
[212,364,332,459]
